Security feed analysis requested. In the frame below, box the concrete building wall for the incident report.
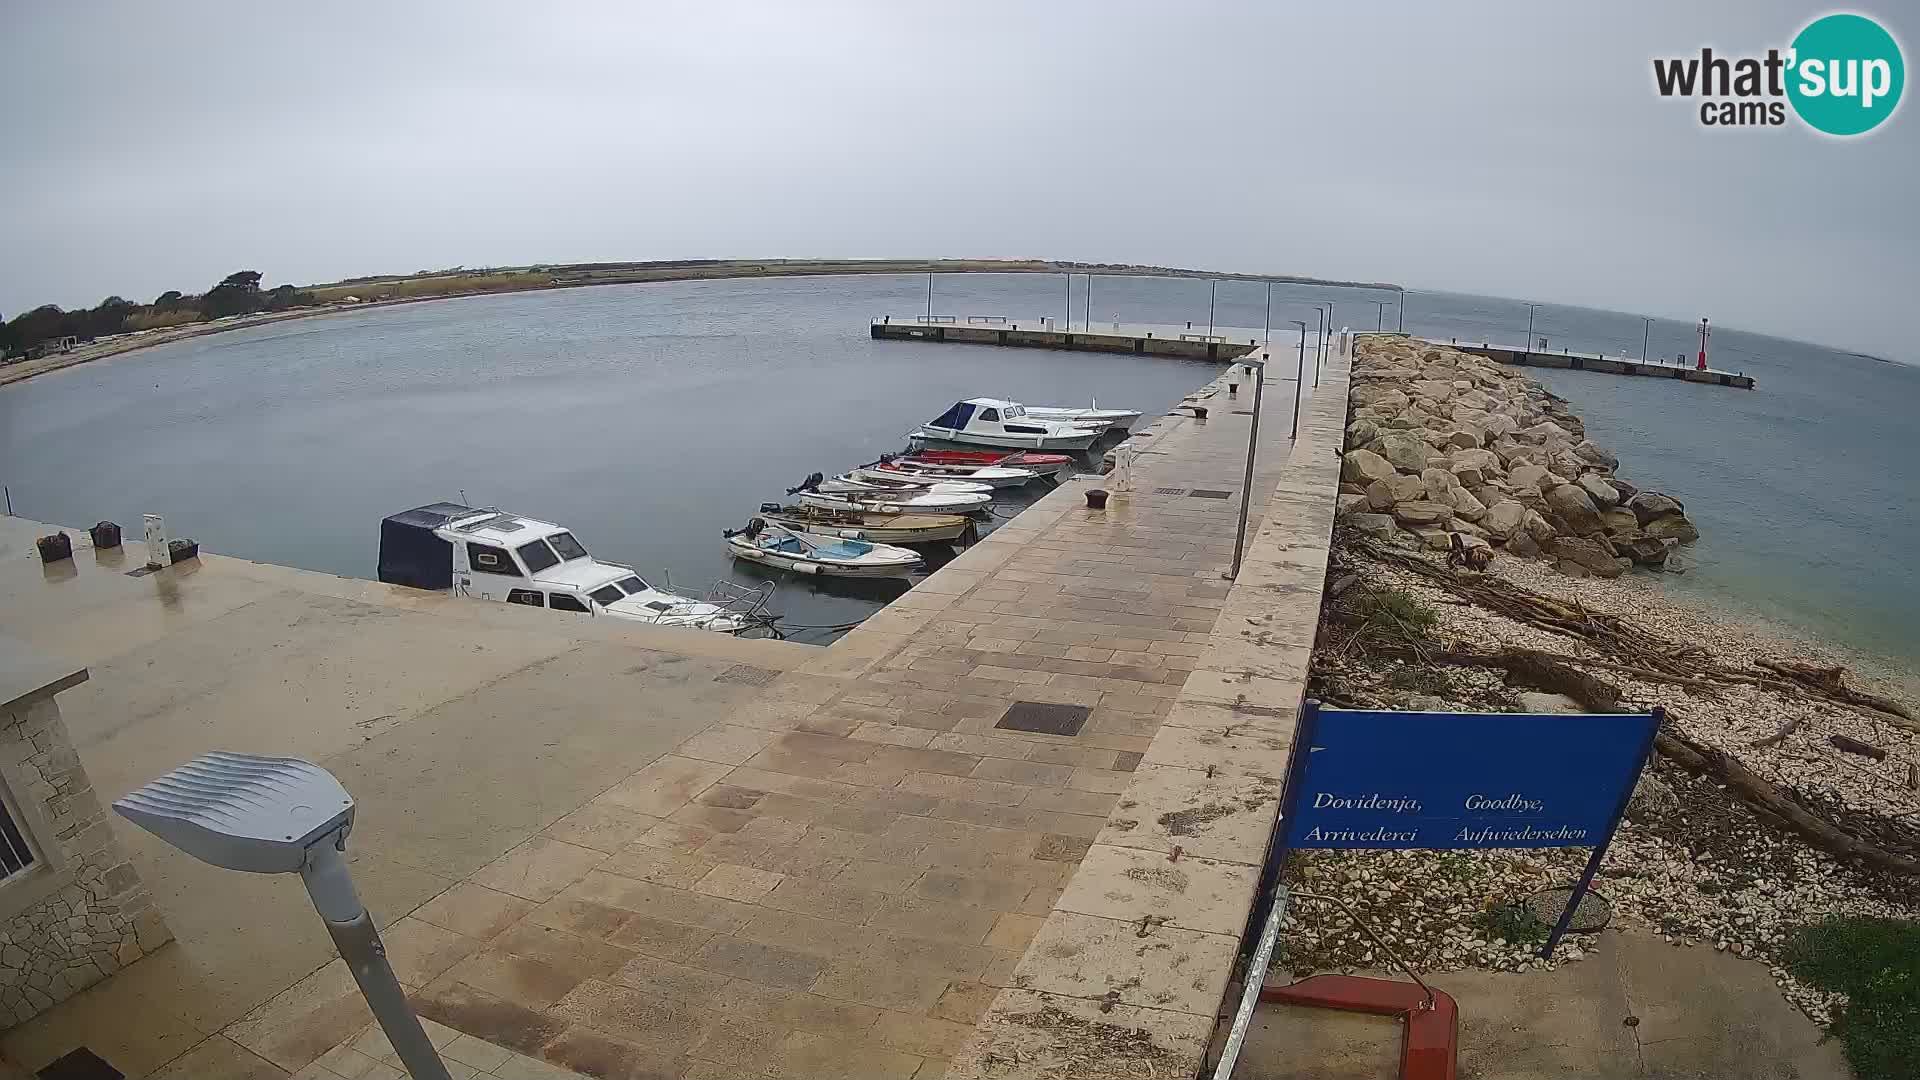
[0,667,170,1027]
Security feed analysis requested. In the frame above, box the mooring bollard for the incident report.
[36,532,72,564]
[90,520,122,549]
[1086,489,1109,510]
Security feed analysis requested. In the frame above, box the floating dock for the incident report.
[1405,335,1757,389]
[872,316,1263,362]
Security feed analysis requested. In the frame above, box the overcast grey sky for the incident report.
[2,2,1913,359]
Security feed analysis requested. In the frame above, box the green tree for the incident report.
[202,270,264,317]
[153,290,186,309]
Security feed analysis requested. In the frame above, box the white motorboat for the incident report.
[725,519,922,577]
[755,503,976,545]
[793,482,993,514]
[913,399,1107,450]
[814,473,993,496]
[1023,402,1142,432]
[850,459,1037,490]
[378,503,767,633]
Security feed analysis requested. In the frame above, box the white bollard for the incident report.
[143,514,170,570]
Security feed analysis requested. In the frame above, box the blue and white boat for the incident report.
[912,398,1107,450]
[724,519,923,577]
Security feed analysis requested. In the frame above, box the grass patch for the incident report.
[1471,900,1548,945]
[1355,586,1438,640]
[1782,916,1920,1080]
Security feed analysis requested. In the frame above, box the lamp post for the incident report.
[1207,279,1217,338]
[1063,273,1071,329]
[1227,353,1267,581]
[925,272,933,323]
[1526,303,1539,350]
[1289,320,1306,442]
[1313,305,1326,388]
[1398,288,1407,332]
[1085,275,1094,332]
[1640,316,1652,363]
[116,753,453,1080]
[1263,282,1273,346]
[1370,301,1387,331]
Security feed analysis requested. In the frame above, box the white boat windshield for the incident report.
[1003,405,1026,418]
[515,531,589,574]
[549,532,589,560]
[589,584,625,606]
[616,575,651,594]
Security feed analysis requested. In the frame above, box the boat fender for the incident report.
[796,561,819,574]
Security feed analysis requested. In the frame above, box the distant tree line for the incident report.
[0,271,318,358]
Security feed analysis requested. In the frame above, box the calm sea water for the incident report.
[1,274,1914,660]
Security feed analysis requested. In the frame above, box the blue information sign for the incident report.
[1281,707,1659,850]
[1273,702,1662,957]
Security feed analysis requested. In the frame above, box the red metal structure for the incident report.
[1261,974,1459,1080]
[1697,317,1711,371]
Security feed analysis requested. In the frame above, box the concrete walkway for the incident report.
[0,343,1346,1079]
[1233,930,1849,1079]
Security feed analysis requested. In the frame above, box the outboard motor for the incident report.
[786,472,825,495]
[724,517,768,541]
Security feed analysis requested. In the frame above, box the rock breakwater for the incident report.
[1339,337,1700,578]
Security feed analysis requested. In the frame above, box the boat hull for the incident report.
[725,538,921,577]
[1025,407,1141,431]
[759,510,971,544]
[798,490,991,514]
[903,450,1074,477]
[852,465,1033,490]
[911,425,1101,450]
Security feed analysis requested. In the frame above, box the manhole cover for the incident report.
[1188,489,1233,499]
[715,664,778,687]
[996,701,1090,736]
[39,1048,123,1080]
[1526,886,1612,933]
[1153,487,1187,496]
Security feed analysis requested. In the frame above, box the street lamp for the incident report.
[1207,279,1218,338]
[1525,303,1539,350]
[1289,320,1307,442]
[116,753,453,1080]
[1640,316,1652,363]
[1226,353,1267,581]
[1370,301,1387,331]
[1263,282,1273,346]
[1398,288,1407,332]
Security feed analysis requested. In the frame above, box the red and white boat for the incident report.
[900,449,1074,479]
[857,458,1037,489]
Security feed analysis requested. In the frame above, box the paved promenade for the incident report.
[1,341,1348,1078]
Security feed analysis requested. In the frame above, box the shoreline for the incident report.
[0,257,1399,388]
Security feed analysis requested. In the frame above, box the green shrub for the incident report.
[1782,916,1920,1080]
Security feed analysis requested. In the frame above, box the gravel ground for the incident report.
[1294,543,1920,1028]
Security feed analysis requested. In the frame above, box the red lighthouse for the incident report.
[1697,318,1711,372]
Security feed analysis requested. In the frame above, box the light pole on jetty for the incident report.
[1641,316,1653,363]
[1084,275,1093,332]
[1370,301,1386,330]
[1263,282,1272,346]
[1063,274,1071,328]
[1313,306,1326,387]
[1289,320,1306,441]
[1207,279,1217,337]
[1227,352,1266,582]
[1398,288,1407,332]
[925,273,933,322]
[1526,303,1539,350]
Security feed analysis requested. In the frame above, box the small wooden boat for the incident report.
[913,399,1106,450]
[756,503,975,545]
[724,519,922,577]
[902,449,1075,478]
[808,473,993,496]
[796,486,992,514]
[853,459,1037,489]
[1024,402,1142,431]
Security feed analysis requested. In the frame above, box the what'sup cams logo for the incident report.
[1653,12,1904,135]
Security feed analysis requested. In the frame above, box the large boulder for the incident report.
[1337,494,1371,518]
[1441,429,1481,450]
[1545,483,1604,535]
[1547,536,1631,578]
[1573,439,1619,469]
[1522,509,1556,542]
[1391,500,1454,527]
[1346,513,1397,537]
[1621,536,1676,566]
[1506,530,1542,557]
[1451,463,1486,489]
[1520,420,1573,446]
[1365,473,1427,509]
[1479,413,1519,440]
[1420,466,1460,499]
[1577,474,1621,507]
[1483,499,1529,540]
[1608,476,1640,501]
[1627,491,1686,525]
[1378,433,1436,474]
[1411,380,1456,403]
[1445,486,1487,521]
[1599,507,1641,538]
[1644,514,1700,543]
[1509,463,1553,493]
[1351,385,1409,411]
[1342,449,1398,486]
[1448,448,1501,474]
[1345,418,1381,449]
